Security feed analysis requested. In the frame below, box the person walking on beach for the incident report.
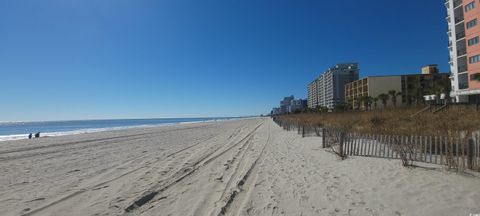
[28,133,32,139]
[34,132,40,138]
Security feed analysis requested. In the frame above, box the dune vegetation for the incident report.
[275,106,480,137]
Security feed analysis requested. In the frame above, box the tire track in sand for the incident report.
[0,125,213,161]
[19,124,229,216]
[216,120,272,216]
[123,121,264,214]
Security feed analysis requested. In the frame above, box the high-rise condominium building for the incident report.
[307,79,319,108]
[446,0,480,102]
[271,96,307,115]
[307,63,359,109]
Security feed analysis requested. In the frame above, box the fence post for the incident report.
[344,132,348,155]
[456,138,460,171]
[322,128,326,148]
[468,138,474,169]
[473,134,480,170]
[428,136,433,163]
[439,137,446,165]
[357,133,361,156]
[349,133,354,156]
[352,132,358,155]
[434,136,438,164]
[339,131,345,158]
[302,125,305,138]
[381,135,385,158]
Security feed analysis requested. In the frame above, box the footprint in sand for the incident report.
[350,189,361,194]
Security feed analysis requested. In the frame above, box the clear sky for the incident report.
[0,0,449,121]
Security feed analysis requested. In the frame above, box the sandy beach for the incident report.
[1,118,479,216]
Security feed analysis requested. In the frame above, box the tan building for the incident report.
[345,76,402,109]
[345,66,450,110]
[421,64,440,75]
[307,79,319,108]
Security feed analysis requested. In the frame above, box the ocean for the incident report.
[0,117,240,141]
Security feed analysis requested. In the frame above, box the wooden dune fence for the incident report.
[272,117,480,172]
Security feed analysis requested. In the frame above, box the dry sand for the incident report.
[0,118,479,216]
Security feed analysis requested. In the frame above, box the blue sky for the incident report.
[0,0,448,121]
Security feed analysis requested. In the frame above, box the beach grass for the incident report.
[275,106,480,137]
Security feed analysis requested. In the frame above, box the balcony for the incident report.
[459,73,469,89]
[456,31,465,40]
[453,2,465,25]
[453,0,463,8]
[457,48,467,56]
[458,65,468,73]
[459,83,469,89]
[455,16,464,24]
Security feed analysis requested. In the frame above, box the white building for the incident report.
[307,63,359,109]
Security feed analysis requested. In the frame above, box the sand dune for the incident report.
[0,118,479,216]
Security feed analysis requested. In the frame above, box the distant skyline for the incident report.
[0,0,449,121]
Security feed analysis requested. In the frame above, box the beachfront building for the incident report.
[422,64,440,74]
[307,79,319,108]
[271,96,307,115]
[445,0,480,103]
[345,65,450,109]
[401,69,451,105]
[280,95,294,114]
[289,99,308,113]
[307,63,359,109]
[271,108,282,115]
[345,76,402,109]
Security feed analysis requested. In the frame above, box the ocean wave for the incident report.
[0,123,177,142]
[0,117,245,142]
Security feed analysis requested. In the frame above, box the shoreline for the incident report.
[0,117,248,142]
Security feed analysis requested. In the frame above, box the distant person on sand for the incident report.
[34,132,40,138]
[28,133,32,139]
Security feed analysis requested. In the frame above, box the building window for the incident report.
[469,54,480,64]
[469,36,480,46]
[467,19,478,29]
[471,73,480,81]
[465,1,476,12]
[459,73,469,89]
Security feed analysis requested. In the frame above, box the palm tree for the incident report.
[354,98,361,110]
[410,79,423,107]
[346,98,354,110]
[373,97,379,110]
[431,78,451,105]
[358,95,368,110]
[388,90,402,108]
[365,96,373,110]
[363,96,373,111]
[378,93,390,109]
